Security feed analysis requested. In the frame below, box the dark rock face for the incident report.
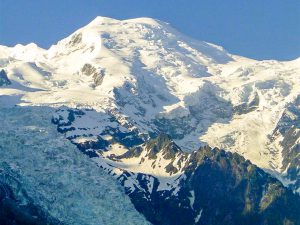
[0,70,11,86]
[119,138,300,225]
[81,63,105,87]
[52,107,146,150]
[272,96,300,192]
[68,33,82,46]
[185,148,299,225]
[51,108,300,225]
[234,91,259,115]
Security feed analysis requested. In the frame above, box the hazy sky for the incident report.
[0,0,299,60]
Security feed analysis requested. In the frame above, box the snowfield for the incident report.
[0,16,299,195]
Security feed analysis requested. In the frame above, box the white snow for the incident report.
[195,209,203,223]
[1,16,299,191]
[188,190,195,209]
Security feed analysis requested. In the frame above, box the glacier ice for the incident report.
[0,106,149,225]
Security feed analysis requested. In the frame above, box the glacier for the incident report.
[0,106,149,225]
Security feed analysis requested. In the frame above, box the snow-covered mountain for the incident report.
[1,16,300,224]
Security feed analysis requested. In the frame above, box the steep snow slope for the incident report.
[0,16,299,193]
[0,106,149,225]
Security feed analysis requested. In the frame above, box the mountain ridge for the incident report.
[1,16,299,189]
[1,16,300,224]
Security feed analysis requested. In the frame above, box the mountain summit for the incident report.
[0,16,300,224]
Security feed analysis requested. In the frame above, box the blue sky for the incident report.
[0,0,299,60]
